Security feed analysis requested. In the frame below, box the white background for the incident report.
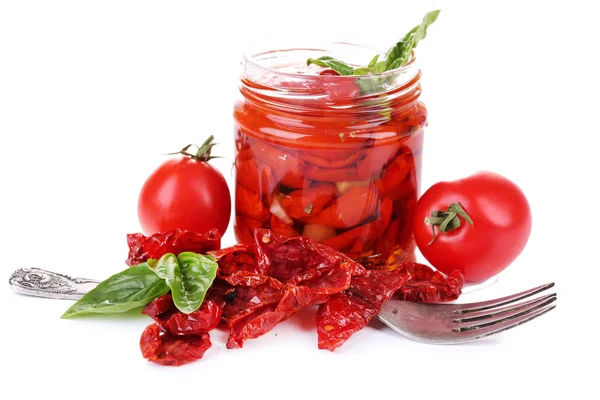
[0,1,596,399]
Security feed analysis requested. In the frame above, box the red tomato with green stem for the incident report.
[138,136,231,236]
[413,171,532,282]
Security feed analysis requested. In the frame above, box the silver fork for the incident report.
[377,282,557,344]
[9,267,556,344]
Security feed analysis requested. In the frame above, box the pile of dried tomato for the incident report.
[129,228,463,366]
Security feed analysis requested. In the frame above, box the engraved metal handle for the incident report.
[9,267,100,300]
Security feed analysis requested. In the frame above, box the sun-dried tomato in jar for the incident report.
[233,41,426,269]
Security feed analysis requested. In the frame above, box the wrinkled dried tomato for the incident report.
[316,262,463,351]
[316,267,408,351]
[137,228,465,364]
[395,262,464,303]
[253,229,365,283]
[210,278,282,323]
[126,228,221,266]
[140,324,212,366]
[139,294,222,366]
[316,292,378,351]
[214,229,366,349]
[142,294,222,336]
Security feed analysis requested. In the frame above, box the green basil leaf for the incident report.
[372,60,388,73]
[367,54,380,68]
[387,57,406,71]
[151,252,218,314]
[385,10,440,69]
[353,67,373,75]
[61,263,170,318]
[412,9,440,45]
[307,56,354,76]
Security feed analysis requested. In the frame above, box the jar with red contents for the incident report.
[233,41,427,270]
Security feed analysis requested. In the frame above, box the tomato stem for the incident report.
[424,202,473,245]
[166,135,221,162]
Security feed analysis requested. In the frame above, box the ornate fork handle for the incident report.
[9,267,100,300]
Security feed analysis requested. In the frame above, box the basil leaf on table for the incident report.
[150,252,218,314]
[61,262,170,318]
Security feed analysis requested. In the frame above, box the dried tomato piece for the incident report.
[205,277,282,322]
[348,268,408,308]
[164,302,221,335]
[226,303,284,349]
[253,229,365,283]
[140,324,212,366]
[316,263,463,351]
[316,268,407,351]
[223,271,284,289]
[142,294,222,336]
[216,230,366,349]
[126,228,221,266]
[226,284,330,349]
[395,262,464,302]
[210,243,266,276]
[142,294,177,322]
[316,292,378,352]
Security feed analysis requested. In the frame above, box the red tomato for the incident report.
[138,137,231,236]
[413,171,532,282]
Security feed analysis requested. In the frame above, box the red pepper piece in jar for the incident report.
[354,142,402,181]
[302,164,361,182]
[303,186,379,229]
[403,104,427,131]
[252,141,310,189]
[301,149,365,169]
[234,215,265,244]
[236,184,270,222]
[281,183,337,220]
[375,197,394,235]
[126,228,221,266]
[388,173,418,204]
[375,217,402,259]
[376,153,412,197]
[322,223,367,251]
[269,214,300,238]
[349,196,394,254]
[236,149,278,199]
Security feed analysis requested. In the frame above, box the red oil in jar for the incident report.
[233,42,426,269]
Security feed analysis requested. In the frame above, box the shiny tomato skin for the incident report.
[138,157,231,236]
[413,171,532,282]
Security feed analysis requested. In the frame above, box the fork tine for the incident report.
[452,293,557,324]
[453,303,556,341]
[455,282,555,314]
[453,296,557,333]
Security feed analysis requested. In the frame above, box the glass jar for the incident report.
[233,40,426,270]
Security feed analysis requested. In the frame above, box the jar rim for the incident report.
[240,39,418,96]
